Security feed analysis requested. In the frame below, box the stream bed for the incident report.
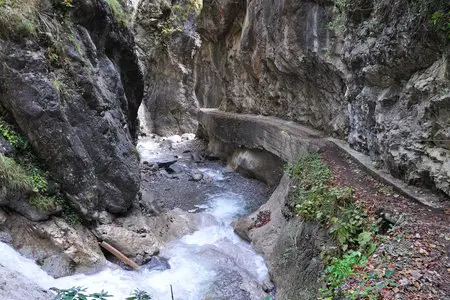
[0,136,272,299]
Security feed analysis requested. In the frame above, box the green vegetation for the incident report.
[286,153,381,299]
[0,0,75,40]
[430,9,450,39]
[161,0,202,37]
[0,0,39,39]
[126,290,152,300]
[0,120,82,222]
[51,287,112,300]
[105,0,129,26]
[329,0,449,41]
[51,287,152,300]
[0,155,33,192]
[0,121,30,153]
[28,194,58,211]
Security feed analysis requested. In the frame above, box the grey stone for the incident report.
[0,0,143,219]
[6,195,61,222]
[167,162,185,174]
[3,213,106,278]
[41,254,74,278]
[0,208,7,225]
[137,0,449,199]
[189,170,203,181]
[205,269,251,300]
[143,256,171,271]
[0,137,14,156]
[135,0,199,135]
[0,231,12,244]
[139,190,162,215]
[95,208,198,259]
[155,158,177,168]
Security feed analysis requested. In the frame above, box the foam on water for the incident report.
[0,172,269,300]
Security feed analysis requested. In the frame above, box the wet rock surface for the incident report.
[0,265,52,300]
[1,213,105,278]
[143,256,171,271]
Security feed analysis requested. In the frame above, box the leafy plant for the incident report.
[126,289,152,300]
[287,153,381,298]
[29,167,48,193]
[51,287,153,300]
[51,287,112,300]
[0,121,30,153]
[324,251,367,291]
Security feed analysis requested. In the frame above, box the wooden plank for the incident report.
[100,241,140,270]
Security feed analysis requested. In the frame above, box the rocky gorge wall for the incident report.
[136,0,450,200]
[0,0,143,219]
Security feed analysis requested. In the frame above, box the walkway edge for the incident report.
[328,138,444,209]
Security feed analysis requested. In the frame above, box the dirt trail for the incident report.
[321,142,449,299]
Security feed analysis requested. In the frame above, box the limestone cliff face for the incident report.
[135,0,200,136]
[138,0,449,199]
[195,0,348,137]
[0,0,143,218]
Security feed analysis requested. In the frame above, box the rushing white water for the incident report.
[0,171,269,299]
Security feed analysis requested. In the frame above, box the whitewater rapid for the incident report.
[0,167,270,299]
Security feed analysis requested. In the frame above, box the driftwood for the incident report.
[100,241,140,270]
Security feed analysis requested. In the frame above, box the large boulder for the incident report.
[2,213,106,278]
[0,0,143,218]
[95,208,199,259]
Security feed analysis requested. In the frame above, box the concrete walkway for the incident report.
[198,109,445,209]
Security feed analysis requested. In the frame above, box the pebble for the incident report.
[399,278,410,286]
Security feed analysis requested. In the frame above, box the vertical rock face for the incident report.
[0,0,143,218]
[135,0,200,136]
[142,0,448,198]
[195,0,348,136]
[343,1,449,196]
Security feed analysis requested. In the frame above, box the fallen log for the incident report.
[100,241,140,270]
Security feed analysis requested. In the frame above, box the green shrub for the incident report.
[323,250,367,292]
[51,287,112,300]
[286,152,332,187]
[126,290,152,300]
[0,155,33,192]
[286,153,379,298]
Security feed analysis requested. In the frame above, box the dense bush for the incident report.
[286,152,380,298]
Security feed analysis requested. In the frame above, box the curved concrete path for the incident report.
[198,108,446,209]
